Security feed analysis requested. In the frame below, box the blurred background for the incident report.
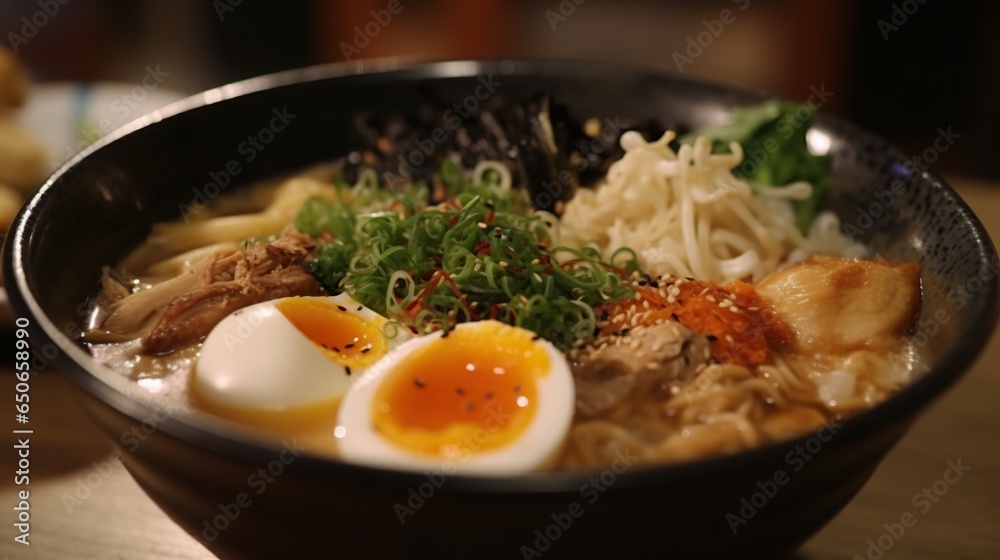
[1,0,998,179]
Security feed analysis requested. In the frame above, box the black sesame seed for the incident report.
[441,329,451,339]
[357,305,363,311]
[456,388,465,396]
[638,280,647,286]
[683,355,690,365]
[531,333,541,341]
[601,309,609,321]
[414,379,426,388]
[685,277,694,281]
[361,346,371,354]
[707,335,719,342]
[332,347,341,353]
[671,313,679,322]
[337,305,347,312]
[345,366,352,376]
[345,343,355,349]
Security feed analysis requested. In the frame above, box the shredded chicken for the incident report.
[87,228,325,353]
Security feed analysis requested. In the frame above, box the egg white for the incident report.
[335,320,576,475]
[193,293,410,412]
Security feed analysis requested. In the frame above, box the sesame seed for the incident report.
[634,291,642,300]
[345,343,355,349]
[748,306,759,311]
[414,378,426,388]
[658,289,668,298]
[499,261,509,267]
[361,346,371,353]
[477,222,488,229]
[612,313,625,323]
[725,335,734,343]
[337,305,347,311]
[705,295,716,303]
[667,295,676,304]
[643,300,650,309]
[345,366,352,376]
[456,388,466,396]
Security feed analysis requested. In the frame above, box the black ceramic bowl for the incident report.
[5,60,997,559]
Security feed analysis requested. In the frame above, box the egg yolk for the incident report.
[276,297,388,369]
[371,322,549,458]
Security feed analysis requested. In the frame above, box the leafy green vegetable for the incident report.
[680,100,830,232]
[298,161,636,350]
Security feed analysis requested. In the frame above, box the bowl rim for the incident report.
[5,57,998,493]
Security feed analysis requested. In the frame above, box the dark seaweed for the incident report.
[340,94,663,212]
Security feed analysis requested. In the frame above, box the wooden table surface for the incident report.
[0,178,998,560]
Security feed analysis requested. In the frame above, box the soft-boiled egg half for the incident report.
[335,320,575,475]
[193,293,411,428]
